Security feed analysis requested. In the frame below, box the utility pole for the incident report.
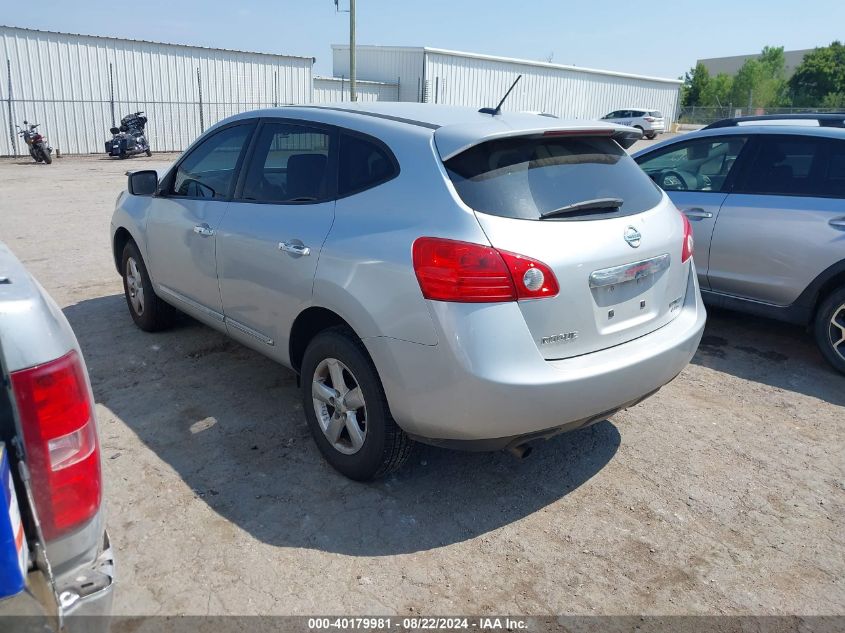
[335,0,356,102]
[349,0,356,101]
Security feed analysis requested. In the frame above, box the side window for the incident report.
[338,132,397,196]
[820,139,845,198]
[636,136,748,192]
[604,111,619,119]
[736,137,823,196]
[171,124,253,199]
[241,122,333,203]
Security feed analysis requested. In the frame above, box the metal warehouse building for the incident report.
[1,25,314,155]
[333,45,682,123]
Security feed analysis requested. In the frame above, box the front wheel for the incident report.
[41,148,52,164]
[301,328,413,480]
[814,287,845,374]
[121,241,175,332]
[145,148,152,157]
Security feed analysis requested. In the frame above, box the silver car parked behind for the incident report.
[634,114,845,374]
[111,104,705,480]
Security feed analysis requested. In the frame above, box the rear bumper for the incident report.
[0,532,113,632]
[60,530,115,628]
[366,266,705,444]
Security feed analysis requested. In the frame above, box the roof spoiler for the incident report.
[437,125,643,160]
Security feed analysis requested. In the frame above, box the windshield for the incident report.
[444,135,662,220]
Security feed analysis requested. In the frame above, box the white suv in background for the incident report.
[602,109,665,139]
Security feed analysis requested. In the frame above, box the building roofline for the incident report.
[332,44,682,85]
[314,76,398,86]
[0,24,315,63]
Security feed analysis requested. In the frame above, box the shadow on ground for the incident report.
[64,294,620,556]
[691,307,844,406]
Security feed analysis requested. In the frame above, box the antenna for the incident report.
[479,75,522,116]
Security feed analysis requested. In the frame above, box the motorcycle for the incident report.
[17,121,53,164]
[105,111,152,159]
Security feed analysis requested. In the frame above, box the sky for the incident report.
[3,0,844,79]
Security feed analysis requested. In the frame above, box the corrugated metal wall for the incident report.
[0,25,313,155]
[424,50,682,123]
[334,45,682,124]
[313,77,399,103]
[333,46,423,102]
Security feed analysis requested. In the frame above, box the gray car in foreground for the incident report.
[0,242,114,630]
[111,103,706,480]
[634,114,845,374]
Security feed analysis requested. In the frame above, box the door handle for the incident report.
[278,241,311,256]
[193,224,214,237]
[681,208,714,220]
[830,217,845,231]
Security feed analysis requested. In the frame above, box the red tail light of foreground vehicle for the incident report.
[413,237,559,303]
[10,350,101,540]
[681,213,694,263]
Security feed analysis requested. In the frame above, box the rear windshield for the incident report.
[649,111,663,118]
[444,135,662,220]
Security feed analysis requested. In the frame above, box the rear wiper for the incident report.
[540,197,623,219]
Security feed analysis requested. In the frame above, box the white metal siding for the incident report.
[424,51,681,124]
[1,26,313,155]
[312,77,398,103]
[332,46,424,103]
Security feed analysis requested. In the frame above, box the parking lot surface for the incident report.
[1,144,843,615]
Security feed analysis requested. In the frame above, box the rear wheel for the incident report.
[121,241,175,332]
[301,327,413,480]
[634,125,645,138]
[814,286,845,374]
[646,132,656,140]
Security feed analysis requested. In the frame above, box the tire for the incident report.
[145,148,152,157]
[634,125,645,138]
[42,149,52,164]
[646,132,656,140]
[301,327,413,480]
[814,286,845,374]
[120,241,175,332]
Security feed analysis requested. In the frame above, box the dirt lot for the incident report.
[0,148,843,616]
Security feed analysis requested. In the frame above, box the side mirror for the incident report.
[127,170,158,196]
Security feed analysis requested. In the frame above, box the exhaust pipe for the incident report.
[507,444,533,459]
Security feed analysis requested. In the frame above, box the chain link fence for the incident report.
[678,106,845,126]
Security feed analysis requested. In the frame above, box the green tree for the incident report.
[730,46,787,109]
[789,41,845,106]
[701,73,734,107]
[682,62,711,107]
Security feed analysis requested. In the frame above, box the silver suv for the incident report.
[111,104,705,480]
[602,109,666,139]
[634,114,845,374]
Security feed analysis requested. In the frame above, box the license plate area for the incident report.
[590,254,670,334]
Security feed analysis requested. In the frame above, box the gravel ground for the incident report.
[0,148,842,616]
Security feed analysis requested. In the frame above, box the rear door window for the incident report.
[444,134,662,220]
[636,136,748,192]
[240,122,334,203]
[821,139,845,197]
[734,136,824,196]
[338,132,398,196]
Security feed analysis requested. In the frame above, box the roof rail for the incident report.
[703,113,845,130]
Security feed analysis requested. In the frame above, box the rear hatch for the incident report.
[438,129,689,360]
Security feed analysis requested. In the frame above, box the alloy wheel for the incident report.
[311,357,367,455]
[829,303,845,362]
[125,257,145,316]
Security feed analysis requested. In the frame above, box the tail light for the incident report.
[412,237,558,303]
[681,213,694,263]
[10,351,101,541]
[644,117,655,122]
